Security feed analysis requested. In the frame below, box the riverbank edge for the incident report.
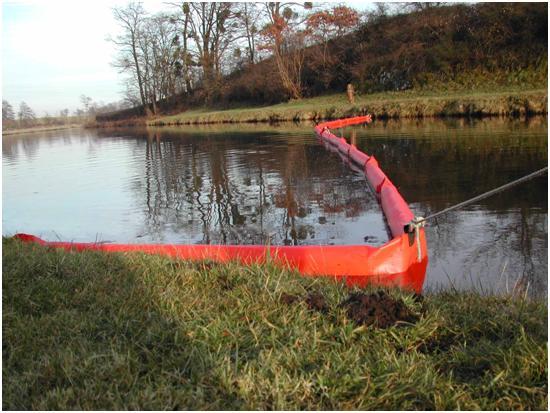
[138,88,548,127]
[2,124,83,136]
[3,237,547,410]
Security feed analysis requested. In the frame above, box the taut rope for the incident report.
[405,166,548,233]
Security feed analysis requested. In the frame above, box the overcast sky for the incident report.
[2,0,373,116]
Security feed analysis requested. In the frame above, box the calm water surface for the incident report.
[3,118,547,297]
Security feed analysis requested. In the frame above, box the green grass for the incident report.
[150,86,547,126]
[3,237,547,410]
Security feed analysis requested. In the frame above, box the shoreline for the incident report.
[141,88,548,127]
[2,124,83,136]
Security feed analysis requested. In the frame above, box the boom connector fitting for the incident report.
[404,217,425,262]
[404,216,425,234]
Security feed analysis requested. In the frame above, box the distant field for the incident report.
[3,237,547,410]
[150,87,547,126]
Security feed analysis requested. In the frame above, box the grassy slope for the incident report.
[3,238,547,410]
[150,87,547,126]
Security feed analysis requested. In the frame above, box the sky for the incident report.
[2,0,374,116]
[1,0,166,115]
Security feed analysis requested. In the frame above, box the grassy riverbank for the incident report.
[2,124,82,136]
[149,87,547,126]
[3,237,547,410]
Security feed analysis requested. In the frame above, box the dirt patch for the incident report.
[279,291,328,313]
[280,290,418,328]
[418,334,457,354]
[280,292,300,305]
[340,291,418,328]
[217,273,234,291]
[305,292,329,313]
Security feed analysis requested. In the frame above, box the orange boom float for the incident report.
[15,116,428,293]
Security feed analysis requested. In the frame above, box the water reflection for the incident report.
[133,128,388,246]
[3,125,389,248]
[347,117,547,297]
[2,118,547,297]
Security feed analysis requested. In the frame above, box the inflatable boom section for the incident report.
[14,116,428,293]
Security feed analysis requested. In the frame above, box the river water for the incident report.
[2,118,547,297]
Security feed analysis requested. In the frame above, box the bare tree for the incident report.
[18,101,36,127]
[111,2,148,110]
[2,100,16,130]
[306,5,359,88]
[106,2,370,108]
[235,3,262,64]
[140,13,182,112]
[3,100,15,121]
[260,2,314,99]
[80,95,93,114]
[169,2,195,93]
[185,2,238,100]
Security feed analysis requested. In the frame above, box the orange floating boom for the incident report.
[14,116,428,293]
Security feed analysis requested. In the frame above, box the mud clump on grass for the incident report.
[340,291,418,328]
[280,290,417,327]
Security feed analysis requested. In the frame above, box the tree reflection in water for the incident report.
[135,127,387,246]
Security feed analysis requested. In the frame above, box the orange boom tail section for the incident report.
[14,116,428,293]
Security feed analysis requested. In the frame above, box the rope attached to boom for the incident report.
[404,166,548,234]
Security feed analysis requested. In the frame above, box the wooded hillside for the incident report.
[224,2,546,103]
[98,2,547,121]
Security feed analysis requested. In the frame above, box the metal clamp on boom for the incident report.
[404,217,425,262]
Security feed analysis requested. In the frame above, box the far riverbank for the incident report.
[137,87,547,127]
[2,124,82,136]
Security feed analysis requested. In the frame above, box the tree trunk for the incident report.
[131,35,147,108]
